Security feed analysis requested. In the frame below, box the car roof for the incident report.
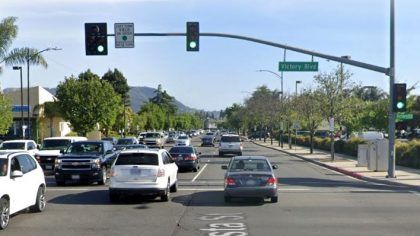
[44,136,87,140]
[2,139,33,143]
[119,148,162,154]
[231,156,269,161]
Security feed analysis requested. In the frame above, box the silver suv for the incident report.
[218,134,243,157]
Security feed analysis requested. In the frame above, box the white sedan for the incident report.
[175,135,191,146]
[0,152,46,230]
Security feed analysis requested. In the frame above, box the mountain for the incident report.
[4,86,203,114]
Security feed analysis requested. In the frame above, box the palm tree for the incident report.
[0,16,18,73]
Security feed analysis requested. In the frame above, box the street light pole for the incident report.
[295,80,302,96]
[26,47,61,139]
[13,66,24,138]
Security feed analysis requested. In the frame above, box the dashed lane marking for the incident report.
[192,163,208,182]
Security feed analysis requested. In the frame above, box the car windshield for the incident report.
[0,159,7,176]
[145,133,160,138]
[221,136,240,142]
[124,145,148,150]
[115,153,159,165]
[178,136,188,140]
[0,142,25,150]
[169,146,193,154]
[42,139,72,150]
[117,138,135,145]
[67,143,102,154]
[230,159,270,172]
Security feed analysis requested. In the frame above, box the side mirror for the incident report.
[272,164,279,170]
[221,165,228,170]
[60,149,65,154]
[11,170,23,178]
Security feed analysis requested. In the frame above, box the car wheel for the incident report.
[161,181,170,202]
[30,186,46,212]
[0,198,10,230]
[170,180,178,193]
[98,166,107,185]
[224,196,231,203]
[271,196,278,203]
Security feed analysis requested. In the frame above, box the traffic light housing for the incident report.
[186,22,199,51]
[85,23,108,55]
[396,121,407,131]
[393,83,407,112]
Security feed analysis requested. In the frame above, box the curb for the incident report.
[253,141,419,190]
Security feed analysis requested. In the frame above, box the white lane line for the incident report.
[192,163,208,182]
[179,188,224,191]
[409,191,420,197]
[278,188,311,191]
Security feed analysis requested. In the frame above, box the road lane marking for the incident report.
[48,188,92,191]
[192,163,208,182]
[179,188,224,191]
[409,191,420,197]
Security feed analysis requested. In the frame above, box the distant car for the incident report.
[142,132,165,149]
[168,146,200,172]
[221,156,278,203]
[201,132,216,147]
[120,144,149,150]
[0,152,46,230]
[137,132,147,143]
[314,130,330,138]
[166,133,178,143]
[101,137,118,145]
[109,149,178,202]
[218,134,243,157]
[0,140,39,156]
[114,137,139,150]
[175,135,191,146]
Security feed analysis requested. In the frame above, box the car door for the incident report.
[8,154,32,213]
[162,151,177,186]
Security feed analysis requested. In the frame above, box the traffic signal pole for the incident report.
[103,1,396,176]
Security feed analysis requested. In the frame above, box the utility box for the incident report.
[375,139,389,171]
[360,139,389,172]
[357,144,369,167]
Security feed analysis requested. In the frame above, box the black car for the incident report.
[168,146,200,172]
[54,140,118,185]
[114,137,139,150]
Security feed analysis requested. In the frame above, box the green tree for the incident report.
[0,93,13,134]
[150,84,177,115]
[0,17,18,73]
[55,71,121,136]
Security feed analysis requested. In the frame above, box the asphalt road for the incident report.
[2,138,420,236]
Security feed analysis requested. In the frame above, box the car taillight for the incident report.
[157,168,165,177]
[110,168,117,177]
[266,177,277,185]
[184,154,196,161]
[225,177,236,186]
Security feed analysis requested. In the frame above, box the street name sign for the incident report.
[279,61,318,72]
[396,112,414,120]
[115,23,134,48]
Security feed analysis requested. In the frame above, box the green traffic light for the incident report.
[97,45,104,53]
[397,102,405,109]
[189,41,197,49]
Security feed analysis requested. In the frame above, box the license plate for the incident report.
[130,169,141,175]
[246,180,256,185]
[177,155,183,160]
[45,165,52,170]
[71,175,80,180]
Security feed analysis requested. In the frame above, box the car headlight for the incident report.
[54,159,62,168]
[90,159,101,168]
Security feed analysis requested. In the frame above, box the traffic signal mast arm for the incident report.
[106,31,390,75]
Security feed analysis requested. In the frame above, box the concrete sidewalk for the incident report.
[253,140,420,190]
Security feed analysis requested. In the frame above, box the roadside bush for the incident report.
[342,138,367,156]
[396,140,420,169]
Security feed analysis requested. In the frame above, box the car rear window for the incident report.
[221,136,240,142]
[230,159,270,172]
[115,153,159,165]
[169,146,193,154]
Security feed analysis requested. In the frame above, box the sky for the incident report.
[0,0,419,111]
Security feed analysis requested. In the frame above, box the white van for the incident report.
[35,136,87,172]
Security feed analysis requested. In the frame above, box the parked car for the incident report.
[218,134,243,156]
[109,148,178,202]
[114,137,139,150]
[0,140,39,156]
[54,140,118,186]
[221,156,278,203]
[168,146,200,172]
[175,135,191,146]
[35,136,87,172]
[0,152,46,230]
